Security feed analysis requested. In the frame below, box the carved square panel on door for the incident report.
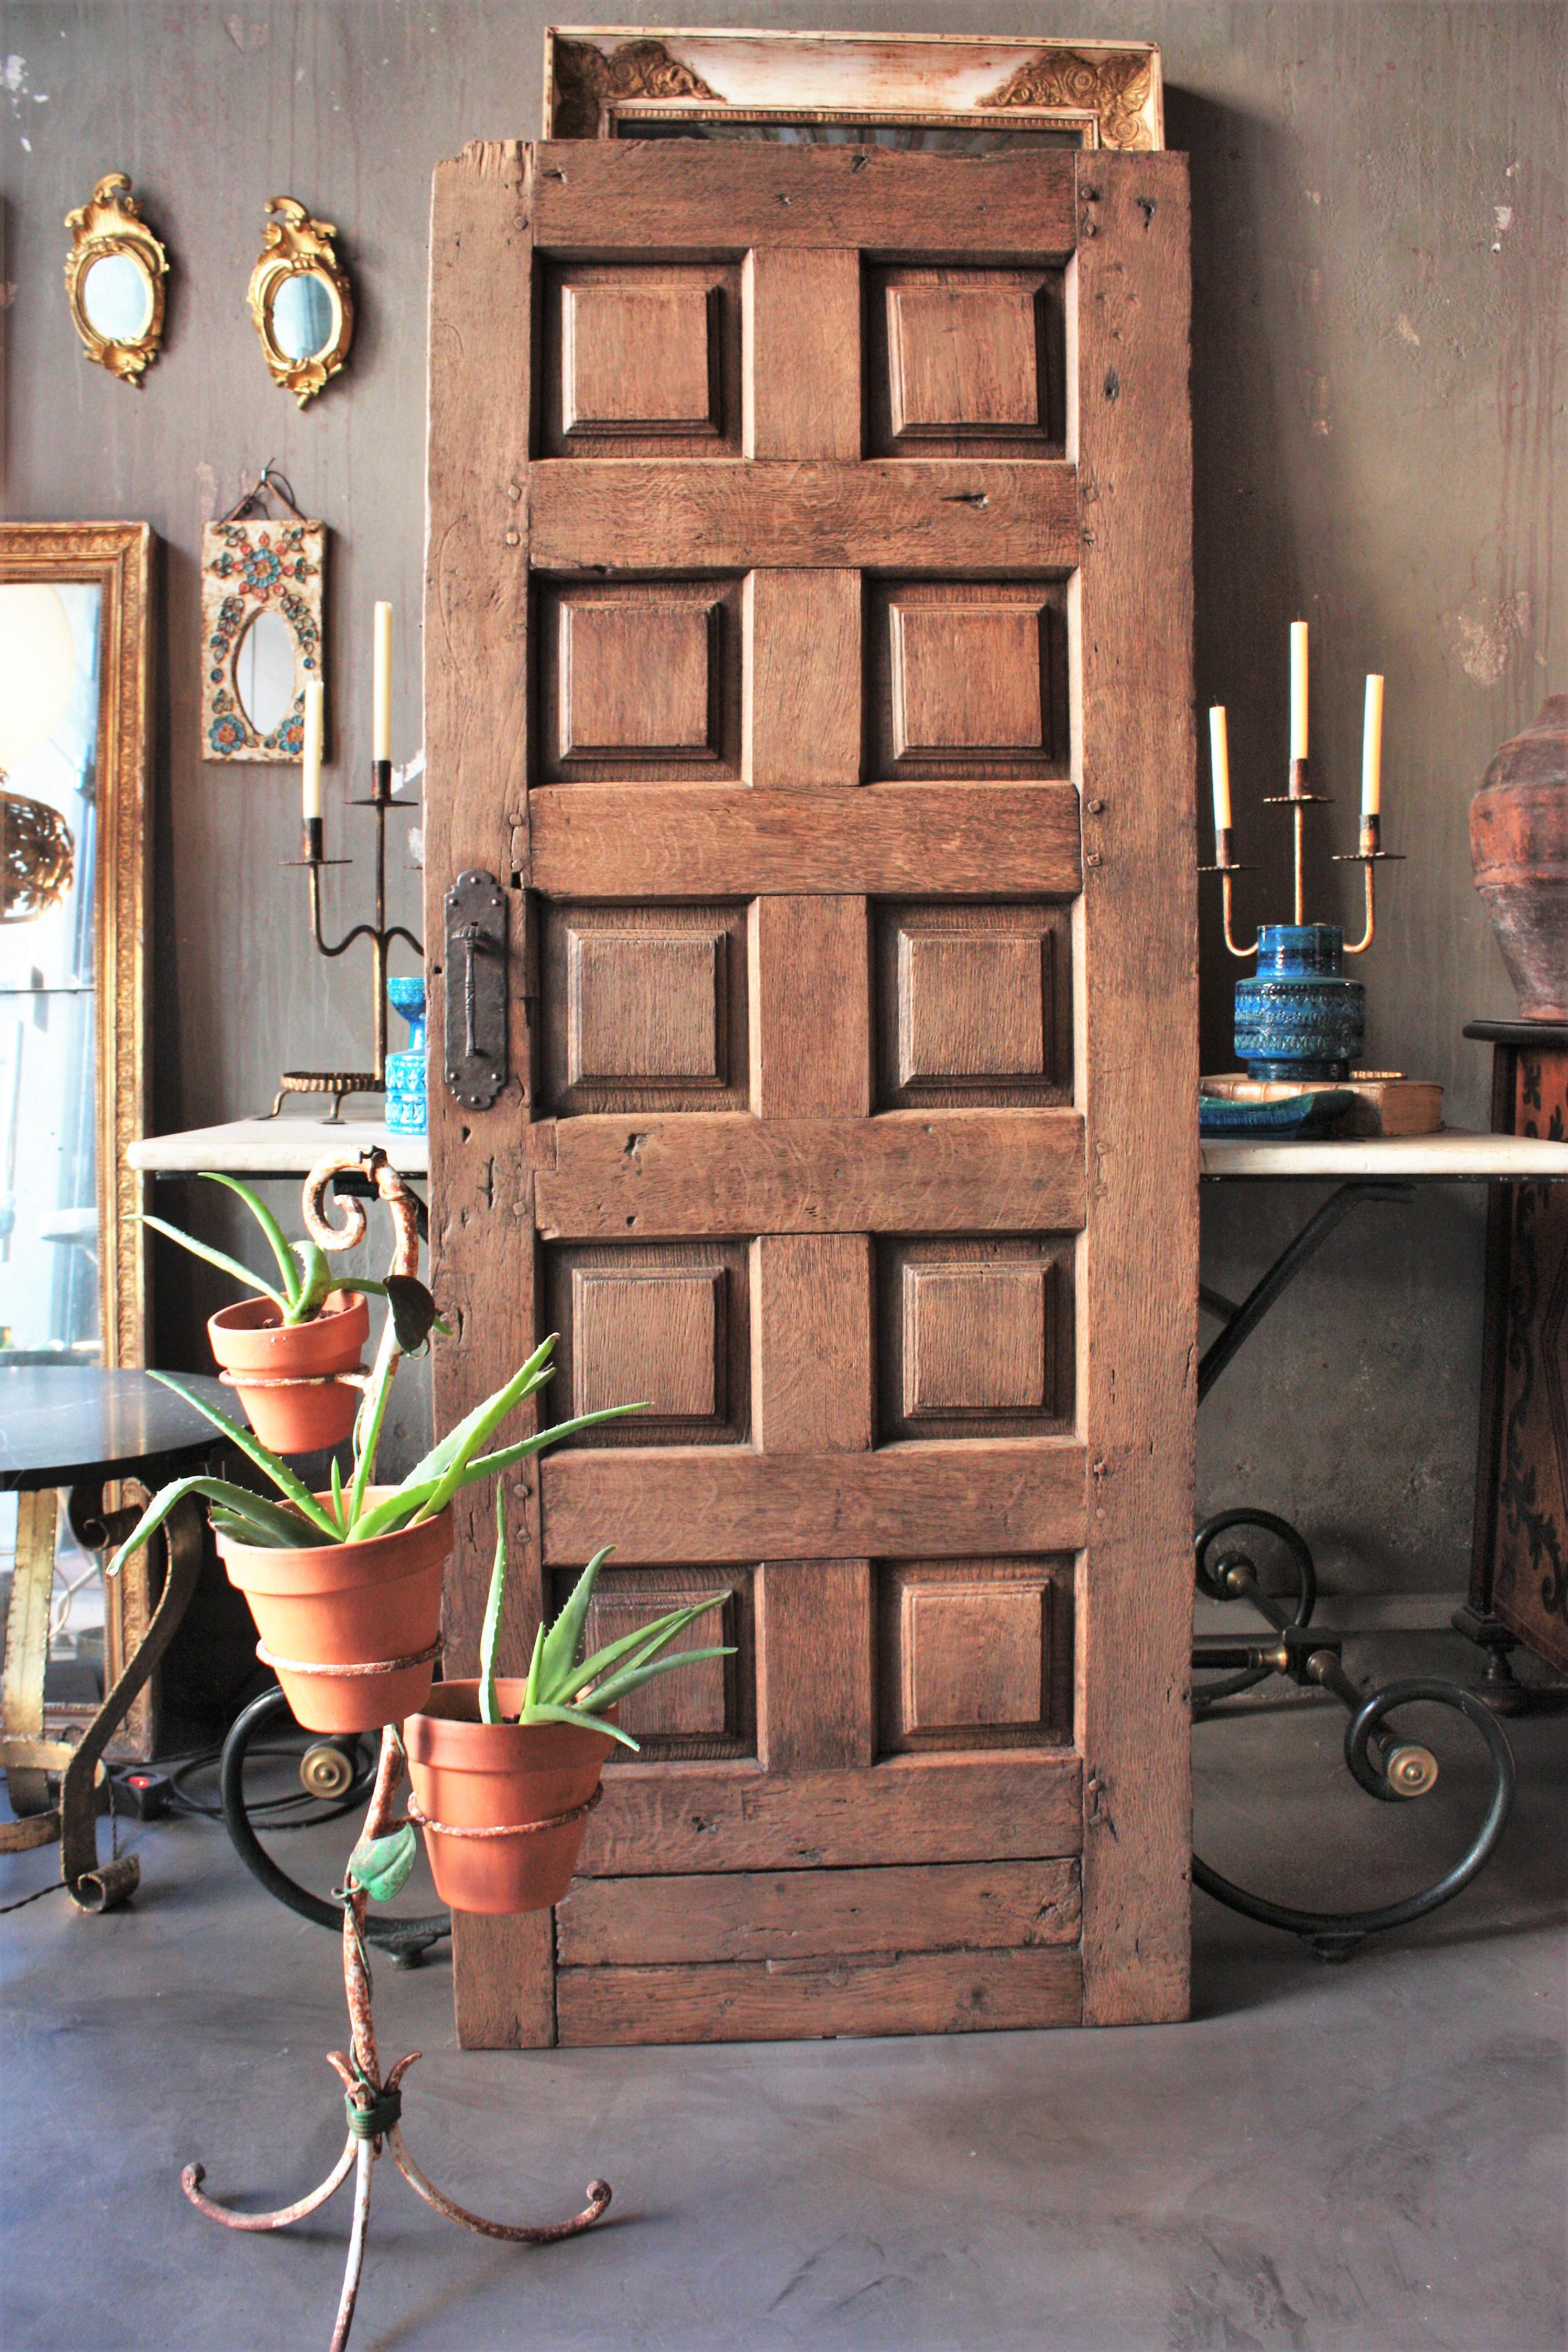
[546,1564,755,1762]
[878,1237,1074,1442]
[866,581,1068,780]
[865,265,1066,458]
[540,902,749,1114]
[874,902,1073,1108]
[541,260,742,457]
[545,1241,750,1447]
[539,579,743,782]
[878,1559,1074,1755]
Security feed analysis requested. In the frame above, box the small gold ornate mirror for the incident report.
[64,175,169,386]
[248,197,354,406]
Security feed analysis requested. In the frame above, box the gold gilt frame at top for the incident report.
[0,524,152,1371]
[545,28,1163,150]
[63,174,170,387]
[247,197,355,407]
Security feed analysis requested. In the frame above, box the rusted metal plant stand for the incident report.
[182,1722,611,2352]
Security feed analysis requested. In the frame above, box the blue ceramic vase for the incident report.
[1233,923,1365,1082]
[385,976,427,1136]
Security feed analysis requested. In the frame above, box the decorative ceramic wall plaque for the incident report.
[63,173,170,385]
[544,28,1163,150]
[247,197,355,407]
[200,503,325,764]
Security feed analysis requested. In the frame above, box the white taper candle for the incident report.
[372,602,393,763]
[1208,706,1232,838]
[1362,674,1384,816]
[1289,621,1309,762]
[301,679,324,822]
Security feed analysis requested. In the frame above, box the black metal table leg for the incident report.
[1195,1180,1518,1952]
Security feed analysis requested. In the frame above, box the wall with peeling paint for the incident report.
[1,3,1564,1583]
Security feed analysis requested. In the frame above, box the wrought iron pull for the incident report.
[443,872,507,1110]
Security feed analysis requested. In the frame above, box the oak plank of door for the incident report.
[744,574,861,787]
[751,1235,873,1454]
[557,1947,1083,2046]
[745,250,861,460]
[526,782,1082,900]
[749,899,870,1117]
[531,140,1077,258]
[557,1858,1082,1966]
[424,139,551,2050]
[527,459,1077,574]
[577,1753,1083,1875]
[1074,154,1199,2027]
[756,1561,874,1771]
[529,1108,1087,1240]
[540,1440,1088,1565]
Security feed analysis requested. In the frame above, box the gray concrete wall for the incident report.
[1,2,1564,1565]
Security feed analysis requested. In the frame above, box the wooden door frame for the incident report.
[424,140,1195,2046]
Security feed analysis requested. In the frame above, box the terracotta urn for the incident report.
[207,1290,368,1454]
[404,1681,615,1915]
[215,1496,451,1734]
[1470,695,1568,1019]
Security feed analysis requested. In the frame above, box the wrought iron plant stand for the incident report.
[182,1723,610,2352]
[179,1150,611,2351]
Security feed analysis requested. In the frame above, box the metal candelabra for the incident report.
[1201,749,1402,960]
[267,759,423,1121]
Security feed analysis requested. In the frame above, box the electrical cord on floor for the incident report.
[154,1738,376,1831]
[0,1778,140,1916]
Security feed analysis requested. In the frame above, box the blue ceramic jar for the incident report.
[385,976,427,1136]
[1233,923,1365,1081]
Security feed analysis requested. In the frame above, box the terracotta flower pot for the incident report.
[404,1681,614,1915]
[1471,695,1568,1019]
[216,1495,451,1734]
[207,1290,369,1455]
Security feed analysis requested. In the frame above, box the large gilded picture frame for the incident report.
[545,27,1163,150]
[0,522,151,1370]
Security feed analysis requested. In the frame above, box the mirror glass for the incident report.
[271,269,336,363]
[0,581,103,1361]
[233,606,298,741]
[79,249,154,344]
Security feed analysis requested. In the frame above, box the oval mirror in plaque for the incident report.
[248,198,353,406]
[233,606,300,741]
[64,173,170,385]
[271,268,339,364]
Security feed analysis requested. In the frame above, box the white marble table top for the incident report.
[128,1118,428,1177]
[126,1120,1568,1186]
[1201,1129,1568,1179]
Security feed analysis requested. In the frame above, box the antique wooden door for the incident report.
[425,138,1196,2047]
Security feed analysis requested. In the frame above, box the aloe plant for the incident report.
[477,1485,731,1751]
[105,1332,641,1578]
[140,1172,414,1327]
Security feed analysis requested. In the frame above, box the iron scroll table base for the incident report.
[1195,1173,1521,1955]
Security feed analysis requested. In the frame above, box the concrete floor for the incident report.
[2,1627,1564,2352]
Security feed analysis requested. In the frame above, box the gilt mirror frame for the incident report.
[0,523,151,1373]
[247,197,355,407]
[64,174,170,387]
[544,28,1164,150]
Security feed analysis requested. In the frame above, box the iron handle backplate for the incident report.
[443,871,507,1110]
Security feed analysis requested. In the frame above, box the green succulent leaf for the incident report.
[137,1214,290,1317]
[145,1374,340,1539]
[554,1593,731,1706]
[537,1544,614,1698]
[197,1172,302,1304]
[346,1824,417,1904]
[480,1484,508,1727]
[582,1643,735,1716]
[106,1475,315,1578]
[517,1699,640,1751]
